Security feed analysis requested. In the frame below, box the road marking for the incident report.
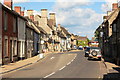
[98,76,101,78]
[44,72,55,78]
[59,66,66,71]
[71,59,74,62]
[66,55,77,66]
[50,57,55,60]
[67,62,71,65]
[74,55,77,59]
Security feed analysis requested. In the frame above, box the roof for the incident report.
[36,15,53,34]
[26,23,34,30]
[25,17,40,34]
[57,31,66,38]
[61,27,71,35]
[1,3,26,21]
[104,8,120,25]
[71,34,77,40]
[37,27,47,34]
[76,36,88,41]
[47,19,54,30]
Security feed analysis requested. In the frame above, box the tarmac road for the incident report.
[2,51,107,79]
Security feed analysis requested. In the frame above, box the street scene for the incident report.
[0,0,120,80]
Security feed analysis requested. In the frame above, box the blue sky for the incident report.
[12,0,116,39]
[14,2,105,13]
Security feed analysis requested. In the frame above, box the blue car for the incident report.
[78,47,83,50]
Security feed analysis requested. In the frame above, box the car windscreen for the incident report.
[85,48,90,51]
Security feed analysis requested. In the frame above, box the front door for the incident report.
[10,40,13,62]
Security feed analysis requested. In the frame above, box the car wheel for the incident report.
[91,51,98,57]
[88,57,91,60]
[98,58,101,61]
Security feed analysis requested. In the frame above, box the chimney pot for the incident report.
[30,15,34,21]
[20,11,24,16]
[41,9,47,11]
[4,0,13,9]
[27,10,34,18]
[41,9,48,18]
[14,6,21,14]
[112,3,118,11]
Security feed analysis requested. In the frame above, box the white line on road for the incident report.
[66,55,77,66]
[98,76,101,79]
[59,66,66,71]
[67,62,71,65]
[71,59,74,62]
[44,72,55,78]
[50,57,55,60]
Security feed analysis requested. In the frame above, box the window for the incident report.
[113,23,117,33]
[13,17,17,33]
[4,11,8,31]
[4,39,8,57]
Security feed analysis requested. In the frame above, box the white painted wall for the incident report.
[18,18,26,41]
[18,17,26,58]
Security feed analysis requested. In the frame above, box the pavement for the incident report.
[0,50,79,75]
[102,58,120,79]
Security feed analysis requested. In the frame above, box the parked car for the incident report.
[84,47,90,57]
[88,47,102,61]
[78,46,83,50]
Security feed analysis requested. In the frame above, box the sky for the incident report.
[1,0,119,39]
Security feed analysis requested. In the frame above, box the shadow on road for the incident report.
[103,67,120,80]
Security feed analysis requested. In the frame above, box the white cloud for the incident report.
[13,0,29,3]
[52,1,103,39]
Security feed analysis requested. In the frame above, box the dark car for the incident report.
[88,47,102,61]
[77,46,83,50]
[84,47,90,57]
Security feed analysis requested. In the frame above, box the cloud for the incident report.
[13,0,29,3]
[52,1,103,39]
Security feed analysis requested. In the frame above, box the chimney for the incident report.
[41,9,48,18]
[27,10,34,17]
[107,11,112,16]
[14,6,21,14]
[49,13,55,20]
[49,13,56,25]
[58,24,61,31]
[4,0,13,9]
[103,16,108,21]
[30,15,34,21]
[112,3,118,11]
[20,11,24,16]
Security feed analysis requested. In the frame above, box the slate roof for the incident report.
[47,19,54,30]
[104,8,120,25]
[37,27,47,34]
[60,27,71,35]
[57,31,66,39]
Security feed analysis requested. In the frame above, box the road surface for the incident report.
[2,51,107,79]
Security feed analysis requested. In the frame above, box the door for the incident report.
[10,40,13,62]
